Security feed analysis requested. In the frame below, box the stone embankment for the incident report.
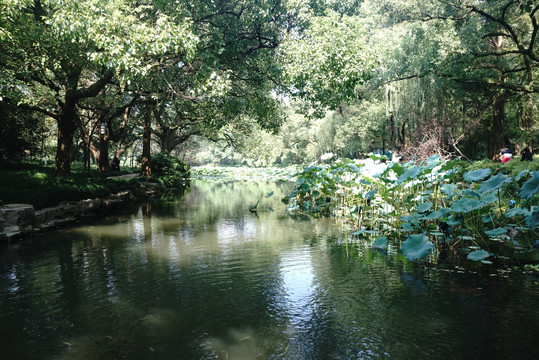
[0,181,163,241]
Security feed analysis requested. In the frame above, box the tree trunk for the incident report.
[98,123,111,172]
[55,110,77,175]
[489,92,506,160]
[140,110,152,177]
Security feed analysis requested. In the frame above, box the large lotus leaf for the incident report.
[484,227,508,236]
[441,184,457,196]
[461,189,481,198]
[372,236,388,249]
[467,249,490,261]
[416,202,432,213]
[425,154,442,166]
[401,234,434,261]
[425,208,450,220]
[387,162,405,176]
[505,207,528,218]
[525,207,539,229]
[398,166,425,184]
[364,189,378,200]
[446,215,462,226]
[481,193,498,205]
[519,171,539,200]
[401,223,417,231]
[450,198,484,213]
[479,173,510,194]
[463,168,491,182]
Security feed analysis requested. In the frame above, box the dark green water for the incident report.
[1,181,538,360]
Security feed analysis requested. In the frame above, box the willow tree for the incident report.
[0,0,197,174]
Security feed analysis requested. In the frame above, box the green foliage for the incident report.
[286,155,539,263]
[151,154,190,176]
[0,162,142,209]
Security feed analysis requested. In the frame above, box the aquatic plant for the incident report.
[285,154,539,264]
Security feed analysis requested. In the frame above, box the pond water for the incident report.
[1,180,538,360]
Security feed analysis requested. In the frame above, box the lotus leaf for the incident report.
[401,223,417,231]
[401,234,434,261]
[353,228,367,236]
[515,169,529,182]
[446,215,462,226]
[519,171,539,199]
[479,173,510,193]
[425,154,442,165]
[398,166,425,184]
[440,184,457,195]
[429,231,445,236]
[484,228,508,236]
[525,208,539,229]
[467,249,490,261]
[373,236,388,249]
[364,189,378,200]
[461,189,480,198]
[451,198,483,213]
[425,210,443,220]
[463,168,491,182]
[416,202,432,213]
[505,207,528,218]
[486,194,499,204]
[387,162,405,176]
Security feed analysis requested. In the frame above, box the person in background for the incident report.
[521,147,533,161]
[500,146,513,163]
[110,156,120,171]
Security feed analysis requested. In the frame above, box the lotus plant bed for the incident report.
[283,154,539,267]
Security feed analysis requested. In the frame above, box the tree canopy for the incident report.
[1,0,538,169]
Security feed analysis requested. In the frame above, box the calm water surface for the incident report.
[1,181,538,360]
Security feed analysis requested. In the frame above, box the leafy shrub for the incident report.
[151,153,190,176]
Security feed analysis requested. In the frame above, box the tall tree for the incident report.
[0,0,197,174]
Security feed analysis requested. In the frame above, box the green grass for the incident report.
[0,161,143,209]
[462,156,539,177]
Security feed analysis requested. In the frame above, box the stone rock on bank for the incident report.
[0,182,163,241]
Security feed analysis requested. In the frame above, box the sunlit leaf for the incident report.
[398,166,424,184]
[467,249,490,261]
[463,168,491,182]
[519,171,539,199]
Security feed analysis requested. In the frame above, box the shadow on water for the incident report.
[0,180,538,359]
